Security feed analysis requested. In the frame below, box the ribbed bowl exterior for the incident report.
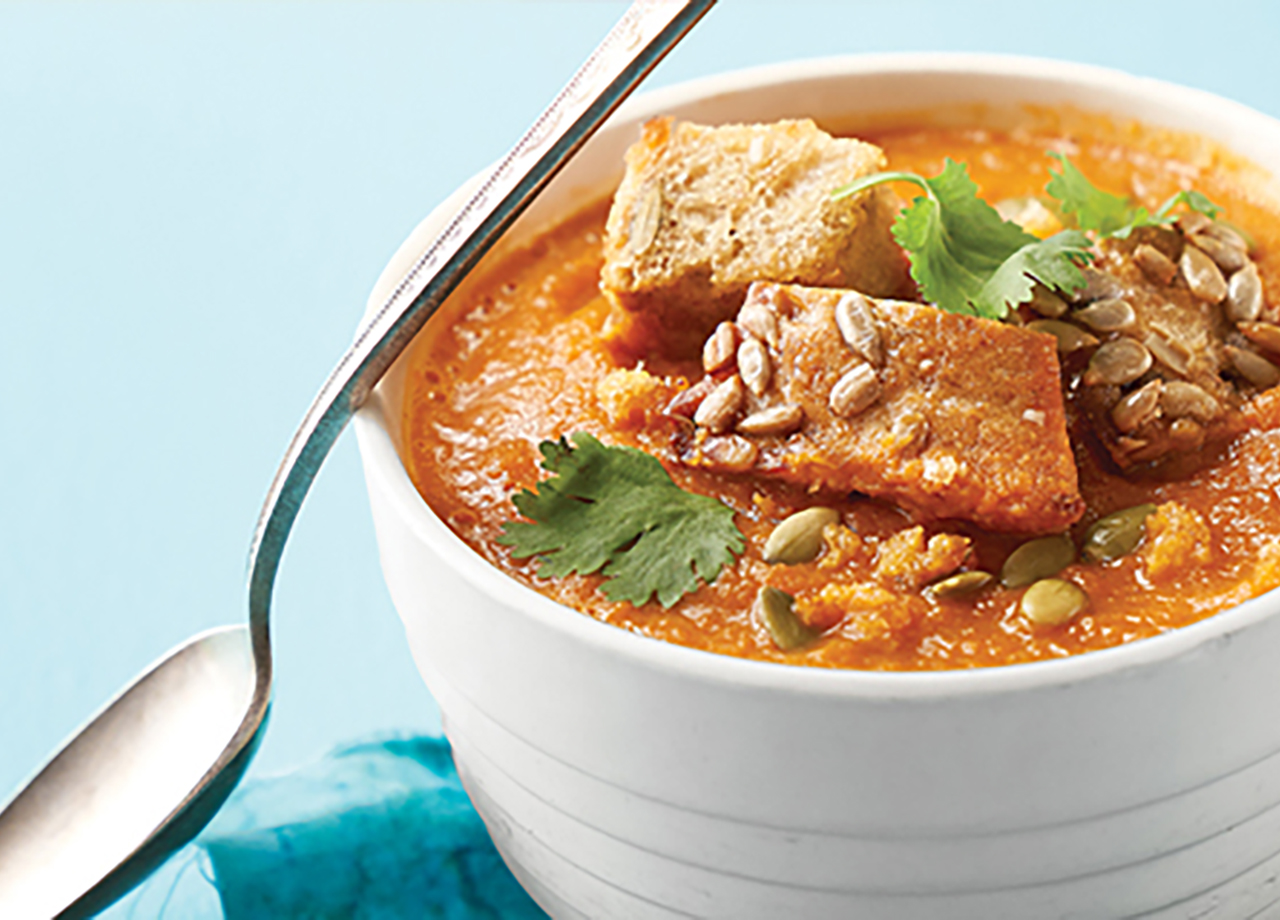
[354,56,1280,919]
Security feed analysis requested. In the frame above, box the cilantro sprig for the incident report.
[1045,152,1220,239]
[498,433,744,608]
[834,159,1092,319]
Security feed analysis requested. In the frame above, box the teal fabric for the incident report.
[113,737,547,919]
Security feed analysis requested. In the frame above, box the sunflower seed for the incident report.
[834,291,883,365]
[829,364,881,418]
[1028,319,1099,353]
[1111,379,1164,433]
[1021,578,1088,627]
[1001,534,1076,588]
[1226,262,1264,324]
[890,411,929,456]
[1200,221,1250,253]
[1189,233,1248,273]
[738,403,804,437]
[738,301,780,349]
[1133,244,1178,285]
[756,586,818,650]
[1168,418,1206,450]
[1160,381,1219,423]
[630,186,663,254]
[697,433,759,473]
[928,570,994,599]
[1084,338,1152,386]
[1074,298,1136,332]
[1081,504,1157,563]
[1177,211,1214,236]
[1144,332,1190,377]
[1181,245,1228,303]
[1028,285,1069,318]
[738,335,772,397]
[763,507,841,565]
[1240,321,1280,355]
[1075,268,1124,304]
[693,374,745,433]
[1226,345,1280,389]
[702,322,740,374]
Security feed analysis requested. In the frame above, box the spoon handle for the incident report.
[245,0,716,698]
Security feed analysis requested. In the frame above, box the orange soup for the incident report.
[401,119,1280,671]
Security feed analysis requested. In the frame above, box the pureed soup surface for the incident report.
[402,116,1280,671]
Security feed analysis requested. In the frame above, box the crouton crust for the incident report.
[601,117,907,358]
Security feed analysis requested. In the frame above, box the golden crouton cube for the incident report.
[600,117,907,358]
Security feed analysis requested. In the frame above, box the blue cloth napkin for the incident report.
[106,736,548,919]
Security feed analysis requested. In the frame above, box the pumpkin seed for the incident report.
[738,301,780,349]
[1028,285,1069,318]
[1074,298,1136,332]
[1001,534,1076,588]
[1160,381,1219,423]
[1226,345,1280,389]
[702,322,739,374]
[1081,504,1157,563]
[756,586,819,651]
[693,374,745,433]
[834,291,883,366]
[1180,245,1228,303]
[829,363,881,418]
[1021,578,1088,627]
[738,335,772,397]
[1133,244,1178,285]
[1028,319,1099,354]
[738,403,804,437]
[1226,262,1264,324]
[763,507,841,565]
[1083,338,1152,386]
[1111,379,1163,433]
[1189,233,1248,273]
[1240,321,1280,356]
[929,570,994,599]
[697,434,759,473]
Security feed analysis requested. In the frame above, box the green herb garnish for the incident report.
[498,433,744,608]
[834,159,1091,319]
[1045,152,1220,239]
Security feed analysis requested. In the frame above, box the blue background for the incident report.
[2,0,1279,911]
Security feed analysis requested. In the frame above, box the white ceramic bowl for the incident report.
[354,55,1280,919]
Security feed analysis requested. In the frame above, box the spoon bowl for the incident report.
[0,626,266,919]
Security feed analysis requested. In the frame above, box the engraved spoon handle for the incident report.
[245,0,717,691]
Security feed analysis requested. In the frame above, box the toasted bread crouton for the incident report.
[600,117,907,358]
[679,282,1084,534]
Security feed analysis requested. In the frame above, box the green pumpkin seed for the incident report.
[1081,504,1157,563]
[1001,534,1076,588]
[1021,578,1089,627]
[928,570,994,599]
[757,586,818,651]
[763,507,841,565]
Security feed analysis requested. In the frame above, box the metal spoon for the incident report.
[0,2,715,915]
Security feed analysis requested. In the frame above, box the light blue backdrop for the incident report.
[2,0,1278,909]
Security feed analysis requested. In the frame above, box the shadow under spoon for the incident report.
[0,2,715,916]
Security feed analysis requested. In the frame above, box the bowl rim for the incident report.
[355,51,1280,702]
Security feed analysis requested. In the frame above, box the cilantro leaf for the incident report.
[973,231,1093,318]
[1045,153,1135,236]
[834,160,1085,319]
[497,433,744,608]
[1046,153,1220,238]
